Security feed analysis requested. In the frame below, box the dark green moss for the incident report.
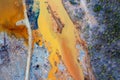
[100,0,104,2]
[108,74,115,80]
[94,4,102,12]
[105,9,113,13]
[69,0,78,5]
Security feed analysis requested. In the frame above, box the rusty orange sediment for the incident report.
[38,0,85,79]
[0,1,33,80]
[0,0,28,44]
[0,0,90,79]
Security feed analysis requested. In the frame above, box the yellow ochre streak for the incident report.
[0,0,85,80]
[38,0,84,80]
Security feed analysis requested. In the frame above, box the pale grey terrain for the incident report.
[63,0,120,80]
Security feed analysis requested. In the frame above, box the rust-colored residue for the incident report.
[47,4,64,33]
[0,0,28,44]
[38,0,85,80]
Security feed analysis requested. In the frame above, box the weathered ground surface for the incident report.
[0,32,28,80]
[0,0,120,80]
[63,0,120,80]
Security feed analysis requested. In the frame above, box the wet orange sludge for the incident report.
[0,0,28,44]
[0,0,85,79]
[38,0,84,80]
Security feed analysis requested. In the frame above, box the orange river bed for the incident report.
[37,0,84,80]
[0,0,85,80]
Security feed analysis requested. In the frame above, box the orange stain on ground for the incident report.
[0,0,85,79]
[0,0,28,44]
[38,0,84,80]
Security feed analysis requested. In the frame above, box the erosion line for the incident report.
[22,0,32,80]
